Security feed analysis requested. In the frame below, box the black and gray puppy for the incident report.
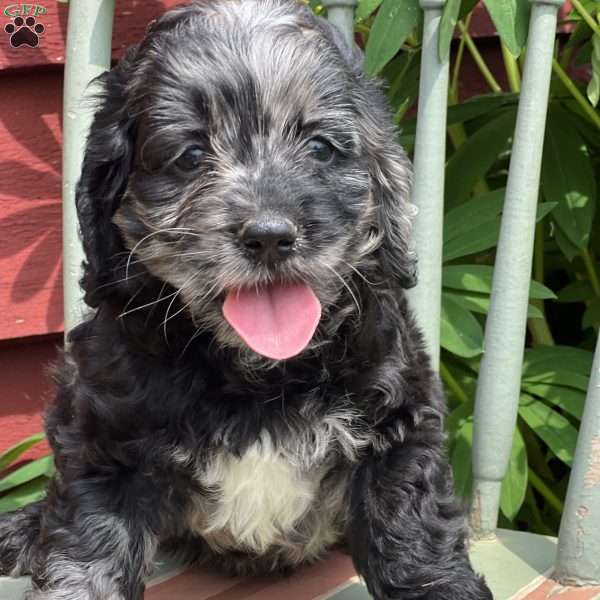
[0,1,492,598]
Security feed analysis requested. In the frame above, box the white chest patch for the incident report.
[194,437,323,554]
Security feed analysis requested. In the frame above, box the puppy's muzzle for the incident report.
[240,214,297,263]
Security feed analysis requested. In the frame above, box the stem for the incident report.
[529,305,555,345]
[571,0,600,37]
[501,41,521,93]
[528,222,555,346]
[393,97,411,124]
[534,223,544,283]
[521,420,554,480]
[559,45,573,70]
[447,120,468,150]
[451,14,471,100]
[552,59,600,130]
[440,362,469,404]
[528,469,564,514]
[457,20,503,93]
[582,248,600,296]
[388,53,415,101]
[518,47,526,72]
[447,16,471,150]
[355,23,370,37]
[447,82,468,149]
[526,485,555,536]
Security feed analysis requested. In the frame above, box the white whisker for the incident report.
[118,288,179,319]
[316,259,362,318]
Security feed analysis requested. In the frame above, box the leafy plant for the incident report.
[348,0,600,534]
[0,433,54,513]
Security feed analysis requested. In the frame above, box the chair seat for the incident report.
[2,530,599,599]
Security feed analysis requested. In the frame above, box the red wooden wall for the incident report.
[0,0,184,456]
[0,0,524,457]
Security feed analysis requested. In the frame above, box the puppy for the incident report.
[0,1,492,599]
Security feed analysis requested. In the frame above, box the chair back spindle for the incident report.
[322,0,357,45]
[62,0,116,334]
[555,333,600,584]
[405,0,450,368]
[469,0,564,538]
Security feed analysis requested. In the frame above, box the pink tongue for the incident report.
[223,284,322,360]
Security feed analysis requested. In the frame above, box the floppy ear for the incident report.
[315,15,364,75]
[314,15,417,289]
[371,140,418,289]
[76,47,138,306]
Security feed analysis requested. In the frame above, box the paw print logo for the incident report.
[4,15,45,48]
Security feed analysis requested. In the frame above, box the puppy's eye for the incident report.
[307,138,335,163]
[175,145,205,171]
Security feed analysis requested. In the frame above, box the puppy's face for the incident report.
[81,1,415,359]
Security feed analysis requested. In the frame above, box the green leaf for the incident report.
[565,20,593,49]
[442,359,478,404]
[442,265,556,299]
[526,303,545,319]
[384,51,421,118]
[557,280,595,303]
[446,400,475,437]
[587,26,600,107]
[530,278,557,299]
[583,297,600,329]
[443,289,544,318]
[401,94,518,136]
[500,428,528,520]
[443,221,501,262]
[356,0,384,20]
[0,456,54,493]
[523,345,594,376]
[444,189,505,243]
[542,108,597,249]
[536,201,557,222]
[522,383,585,420]
[440,294,484,357]
[0,477,49,514]
[459,0,480,19]
[384,52,418,102]
[519,396,578,466]
[445,109,516,208]
[439,0,461,61]
[554,225,580,262]
[564,21,593,49]
[522,371,590,392]
[482,0,530,56]
[0,433,46,472]
[450,420,473,498]
[443,198,556,262]
[442,290,492,315]
[364,0,420,75]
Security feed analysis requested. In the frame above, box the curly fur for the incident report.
[0,1,491,598]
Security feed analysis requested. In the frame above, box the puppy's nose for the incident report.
[241,216,297,262]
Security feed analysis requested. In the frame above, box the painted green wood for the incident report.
[62,0,115,333]
[0,530,560,599]
[469,529,557,600]
[329,582,371,599]
[322,0,358,45]
[405,0,450,368]
[555,333,600,585]
[470,0,564,538]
